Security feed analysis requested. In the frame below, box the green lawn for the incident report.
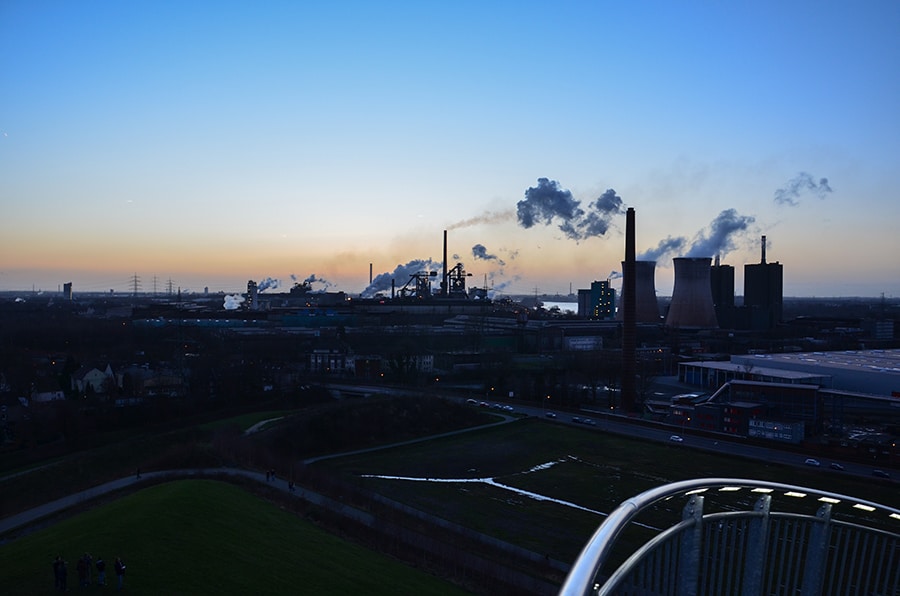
[318,418,900,563]
[0,479,471,595]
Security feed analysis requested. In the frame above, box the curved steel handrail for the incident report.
[559,477,900,596]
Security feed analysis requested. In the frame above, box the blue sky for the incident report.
[2,1,898,297]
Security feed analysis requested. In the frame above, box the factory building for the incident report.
[676,350,900,440]
[731,349,900,397]
[743,235,783,328]
[578,280,615,320]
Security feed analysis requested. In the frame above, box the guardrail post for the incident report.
[677,494,704,596]
[742,494,771,596]
[800,503,831,596]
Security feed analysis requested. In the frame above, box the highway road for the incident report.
[321,383,895,483]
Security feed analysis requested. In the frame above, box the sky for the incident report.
[2,1,899,298]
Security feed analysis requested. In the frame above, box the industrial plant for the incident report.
[2,217,898,462]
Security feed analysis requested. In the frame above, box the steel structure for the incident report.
[561,477,900,596]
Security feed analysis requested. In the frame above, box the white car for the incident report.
[669,435,684,442]
[804,458,821,467]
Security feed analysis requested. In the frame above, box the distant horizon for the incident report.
[2,285,897,303]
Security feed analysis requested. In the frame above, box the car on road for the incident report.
[829,462,845,471]
[583,418,596,425]
[669,435,684,442]
[466,399,478,405]
[545,412,556,418]
[804,458,821,467]
[572,416,582,423]
[872,469,890,478]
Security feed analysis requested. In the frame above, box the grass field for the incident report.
[317,418,900,563]
[3,404,897,593]
[0,479,471,595]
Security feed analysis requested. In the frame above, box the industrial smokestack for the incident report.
[665,258,718,328]
[369,263,373,285]
[622,207,636,412]
[761,235,767,264]
[442,230,448,297]
[617,260,660,323]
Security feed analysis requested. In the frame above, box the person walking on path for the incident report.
[96,556,107,586]
[114,556,126,591]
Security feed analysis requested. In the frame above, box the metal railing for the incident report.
[560,478,900,596]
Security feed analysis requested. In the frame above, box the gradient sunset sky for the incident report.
[2,1,898,298]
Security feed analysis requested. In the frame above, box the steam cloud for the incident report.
[639,209,756,262]
[517,178,624,241]
[472,243,506,266]
[685,208,756,258]
[607,270,623,280]
[223,294,245,310]
[637,236,687,261]
[304,274,333,291]
[487,274,521,298]
[257,277,280,292]
[774,173,833,206]
[362,258,441,298]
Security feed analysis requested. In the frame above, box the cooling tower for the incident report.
[665,257,718,328]
[616,260,660,322]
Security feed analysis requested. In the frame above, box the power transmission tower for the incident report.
[167,278,175,296]
[130,273,141,297]
[152,276,159,295]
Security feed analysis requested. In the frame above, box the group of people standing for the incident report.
[53,553,125,591]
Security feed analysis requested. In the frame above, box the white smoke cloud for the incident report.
[257,277,280,292]
[362,258,441,298]
[223,294,245,310]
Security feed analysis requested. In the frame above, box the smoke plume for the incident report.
[448,209,515,230]
[257,277,280,292]
[517,178,624,241]
[686,208,756,258]
[486,275,521,298]
[223,294,245,310]
[303,274,333,291]
[638,236,688,262]
[607,270,623,281]
[774,172,833,206]
[362,258,441,297]
[639,209,755,263]
[472,243,506,266]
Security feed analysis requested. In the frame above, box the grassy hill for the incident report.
[0,479,470,595]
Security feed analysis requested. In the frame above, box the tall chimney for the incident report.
[442,229,448,296]
[622,207,636,412]
[616,260,660,322]
[761,235,767,264]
